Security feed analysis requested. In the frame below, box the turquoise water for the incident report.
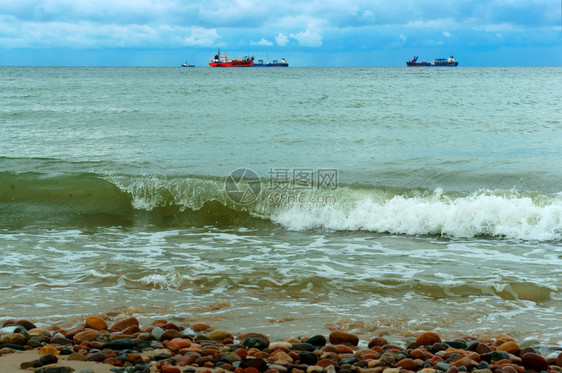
[1,66,561,341]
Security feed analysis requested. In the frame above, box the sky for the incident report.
[0,0,560,66]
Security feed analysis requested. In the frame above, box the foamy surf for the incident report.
[272,189,562,241]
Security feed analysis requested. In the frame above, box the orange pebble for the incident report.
[171,338,191,349]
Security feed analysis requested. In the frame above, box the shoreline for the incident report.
[1,314,561,373]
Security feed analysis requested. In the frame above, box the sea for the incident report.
[1,66,561,343]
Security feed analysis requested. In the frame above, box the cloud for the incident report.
[275,33,289,46]
[0,16,219,49]
[183,27,220,47]
[0,0,560,66]
[290,29,322,47]
[290,21,326,47]
[250,38,273,46]
[0,17,161,48]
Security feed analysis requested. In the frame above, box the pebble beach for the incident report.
[1,314,561,373]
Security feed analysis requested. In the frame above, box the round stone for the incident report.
[20,360,42,369]
[101,338,135,350]
[39,354,59,365]
[416,332,441,347]
[444,341,468,350]
[209,330,234,341]
[85,316,108,331]
[1,333,27,345]
[304,335,326,348]
[368,337,388,349]
[396,358,417,370]
[110,317,139,331]
[521,352,548,371]
[328,331,359,346]
[161,364,181,373]
[240,333,270,345]
[27,336,44,348]
[191,322,211,332]
[489,351,510,362]
[497,341,521,356]
[16,320,37,330]
[240,357,268,372]
[270,342,293,350]
[242,337,269,350]
[451,356,471,368]
[39,344,59,355]
[86,351,106,361]
[431,343,449,353]
[476,343,492,354]
[291,343,315,352]
[161,329,182,341]
[151,327,165,341]
[72,330,99,344]
[67,352,88,361]
[298,351,318,365]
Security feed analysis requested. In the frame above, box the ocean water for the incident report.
[1,66,561,342]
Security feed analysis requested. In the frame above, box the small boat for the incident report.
[181,61,195,67]
[209,49,254,67]
[407,56,458,67]
[253,58,289,67]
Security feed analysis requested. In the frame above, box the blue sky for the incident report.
[0,0,560,66]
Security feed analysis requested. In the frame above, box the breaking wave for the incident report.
[1,171,561,241]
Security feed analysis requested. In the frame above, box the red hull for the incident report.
[209,48,254,67]
[209,61,254,67]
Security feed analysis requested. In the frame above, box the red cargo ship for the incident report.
[209,49,254,67]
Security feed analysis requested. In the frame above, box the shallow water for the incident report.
[1,66,561,342]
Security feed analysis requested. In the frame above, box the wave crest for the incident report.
[1,171,561,241]
[272,189,562,241]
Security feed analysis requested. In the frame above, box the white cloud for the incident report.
[275,33,289,46]
[183,27,220,47]
[0,18,162,48]
[250,38,273,46]
[290,21,326,47]
[483,23,523,32]
[0,0,559,60]
[406,18,459,30]
[0,16,219,49]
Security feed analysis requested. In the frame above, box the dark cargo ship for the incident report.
[407,56,458,67]
[253,58,289,67]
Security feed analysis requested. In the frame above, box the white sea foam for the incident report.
[272,190,562,241]
[138,273,185,290]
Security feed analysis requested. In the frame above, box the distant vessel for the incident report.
[253,58,289,67]
[181,61,195,67]
[407,56,458,67]
[209,49,254,67]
